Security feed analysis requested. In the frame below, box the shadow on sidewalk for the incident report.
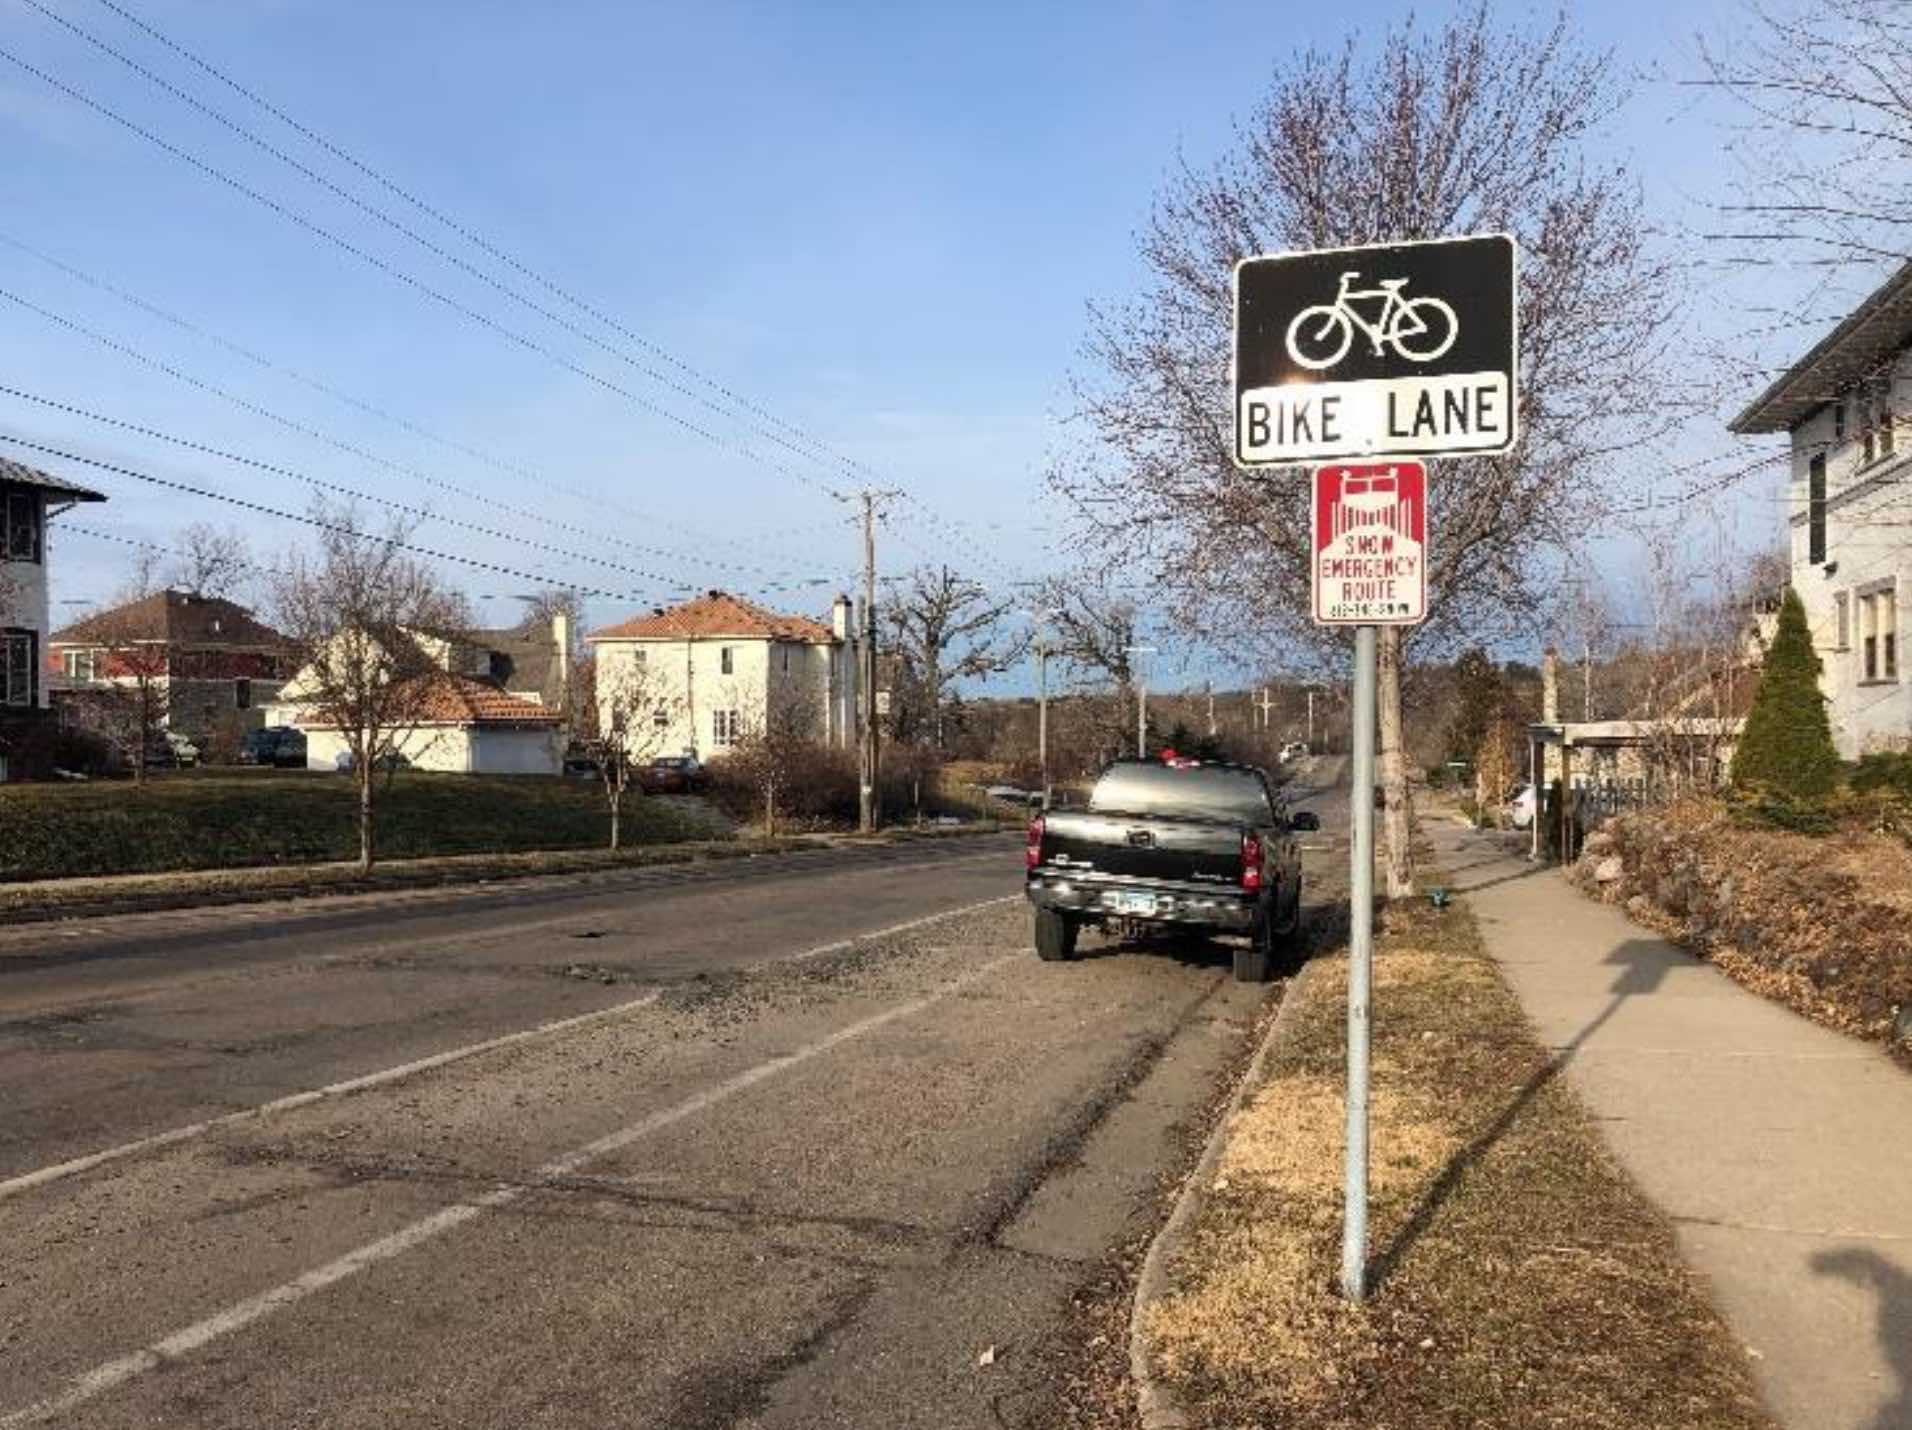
[1368,938,1676,1291]
[1811,1248,1912,1430]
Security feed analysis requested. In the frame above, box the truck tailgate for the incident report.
[1040,810,1242,886]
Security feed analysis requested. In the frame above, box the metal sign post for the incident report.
[1232,231,1518,1306]
[1343,624,1377,1301]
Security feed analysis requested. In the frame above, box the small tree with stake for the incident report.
[590,658,681,850]
[1731,586,1841,800]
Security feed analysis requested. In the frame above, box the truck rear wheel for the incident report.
[1034,908,1080,962]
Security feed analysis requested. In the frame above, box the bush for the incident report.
[1852,751,1912,801]
[1732,587,1841,798]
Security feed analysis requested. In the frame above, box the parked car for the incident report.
[639,756,707,794]
[1279,741,1310,763]
[334,749,411,774]
[240,726,308,769]
[561,742,601,779]
[1506,782,1536,830]
[165,730,200,768]
[1024,755,1319,983]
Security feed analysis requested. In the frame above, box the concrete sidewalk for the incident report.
[1429,820,1912,1430]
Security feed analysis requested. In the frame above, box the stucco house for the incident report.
[586,589,858,759]
[0,456,106,781]
[1731,261,1911,757]
[48,589,295,751]
[266,628,563,775]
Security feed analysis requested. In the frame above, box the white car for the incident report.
[1279,742,1310,763]
[1506,783,1536,830]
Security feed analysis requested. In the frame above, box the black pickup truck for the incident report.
[1024,757,1318,983]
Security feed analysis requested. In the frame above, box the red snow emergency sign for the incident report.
[1312,462,1427,626]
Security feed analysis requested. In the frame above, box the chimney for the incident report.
[832,593,852,641]
[551,610,571,705]
[1542,647,1560,724]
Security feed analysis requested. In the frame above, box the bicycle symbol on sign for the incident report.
[1283,271,1459,372]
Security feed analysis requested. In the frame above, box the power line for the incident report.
[3,432,664,605]
[0,284,827,592]
[0,229,806,578]
[52,0,1040,580]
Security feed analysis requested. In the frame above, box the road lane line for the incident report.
[0,893,1021,1202]
[0,949,1023,1428]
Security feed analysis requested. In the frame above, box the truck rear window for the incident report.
[1088,764,1273,822]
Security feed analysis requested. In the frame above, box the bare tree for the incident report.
[1699,1,1911,279]
[725,678,820,836]
[590,656,682,850]
[1053,7,1677,895]
[883,565,1024,751]
[270,501,469,871]
[1038,577,1144,764]
[169,522,254,600]
[60,570,172,784]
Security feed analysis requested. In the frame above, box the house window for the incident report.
[235,677,252,710]
[1863,402,1877,465]
[1861,586,1899,682]
[3,630,35,707]
[720,646,734,675]
[712,708,740,747]
[652,706,669,730]
[780,645,790,673]
[634,647,648,664]
[4,492,39,563]
[62,649,99,681]
[1880,398,1897,459]
[1808,453,1826,565]
[1834,591,1850,650]
[1834,402,1847,443]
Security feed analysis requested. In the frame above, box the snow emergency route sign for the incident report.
[1313,461,1427,625]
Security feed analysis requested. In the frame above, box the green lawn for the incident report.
[0,771,727,882]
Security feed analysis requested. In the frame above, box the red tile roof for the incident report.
[588,589,837,644]
[294,673,561,729]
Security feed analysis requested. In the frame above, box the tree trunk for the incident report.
[609,791,621,851]
[357,760,375,873]
[1378,626,1414,899]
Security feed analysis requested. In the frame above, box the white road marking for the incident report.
[0,893,1022,1203]
[0,949,1022,1428]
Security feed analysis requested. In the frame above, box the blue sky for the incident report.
[0,0,1799,686]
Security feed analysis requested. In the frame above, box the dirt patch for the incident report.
[1575,799,1912,1064]
[1141,894,1774,1429]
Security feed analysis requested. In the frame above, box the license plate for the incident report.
[1111,891,1157,915]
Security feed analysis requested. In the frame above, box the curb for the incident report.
[1128,957,1325,1429]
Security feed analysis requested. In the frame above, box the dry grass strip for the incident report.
[1144,898,1775,1429]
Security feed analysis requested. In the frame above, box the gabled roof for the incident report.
[470,624,560,697]
[0,455,107,504]
[588,589,837,644]
[50,589,288,649]
[1731,262,1912,434]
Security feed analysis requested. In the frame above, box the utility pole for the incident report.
[1256,686,1274,732]
[1206,681,1216,737]
[1127,644,1157,757]
[1307,688,1316,748]
[845,488,900,833]
[1035,623,1051,807]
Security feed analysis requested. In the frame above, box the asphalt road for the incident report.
[1,766,1349,1428]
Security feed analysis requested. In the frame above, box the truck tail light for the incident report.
[1241,831,1264,892]
[1027,814,1045,871]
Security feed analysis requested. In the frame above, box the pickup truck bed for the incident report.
[1025,758,1315,983]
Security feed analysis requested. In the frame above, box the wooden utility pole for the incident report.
[849,489,900,833]
[1036,625,1051,806]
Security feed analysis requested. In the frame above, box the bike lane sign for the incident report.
[1233,234,1516,467]
[1312,461,1427,625]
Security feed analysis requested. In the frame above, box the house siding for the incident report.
[1788,349,1912,757]
[593,634,852,760]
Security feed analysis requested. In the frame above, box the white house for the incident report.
[0,456,107,782]
[266,628,563,775]
[1731,262,1911,758]
[586,589,857,759]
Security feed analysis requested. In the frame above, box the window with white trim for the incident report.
[1861,585,1899,682]
[3,629,35,707]
[720,646,734,675]
[62,649,100,681]
[652,705,669,730]
[712,708,741,747]
[1834,591,1850,650]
